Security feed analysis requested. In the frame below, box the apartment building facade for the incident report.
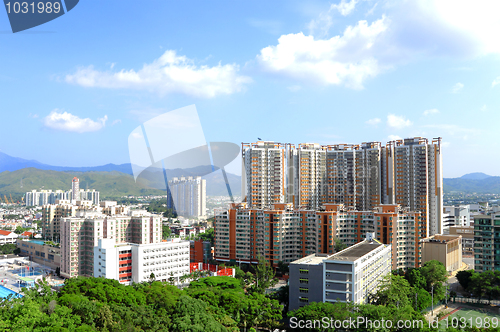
[241,141,287,209]
[241,137,442,239]
[41,202,76,241]
[60,211,161,279]
[387,137,443,238]
[214,203,422,270]
[473,213,500,272]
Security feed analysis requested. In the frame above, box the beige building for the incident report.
[41,202,76,241]
[17,239,61,269]
[60,211,161,279]
[421,234,462,273]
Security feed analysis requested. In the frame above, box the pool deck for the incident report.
[0,262,64,294]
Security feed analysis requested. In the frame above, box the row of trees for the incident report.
[0,274,283,331]
[457,269,500,303]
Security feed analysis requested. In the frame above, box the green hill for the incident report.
[443,176,500,194]
[0,167,243,202]
[0,168,166,201]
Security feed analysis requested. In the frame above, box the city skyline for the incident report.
[1,1,499,178]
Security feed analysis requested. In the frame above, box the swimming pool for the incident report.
[11,268,45,277]
[27,240,46,245]
[0,285,21,299]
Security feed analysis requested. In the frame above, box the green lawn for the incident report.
[439,307,500,330]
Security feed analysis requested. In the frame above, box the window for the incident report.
[299,278,308,284]
[299,269,309,274]
[299,288,308,293]
[299,298,309,303]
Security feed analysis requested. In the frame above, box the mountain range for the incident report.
[1,152,499,198]
[0,152,241,199]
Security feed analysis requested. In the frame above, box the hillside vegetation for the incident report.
[0,168,166,200]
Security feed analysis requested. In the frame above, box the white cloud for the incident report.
[365,118,381,126]
[258,17,389,89]
[332,0,359,16]
[384,0,500,59]
[287,85,302,92]
[423,108,439,116]
[492,76,500,87]
[43,110,107,133]
[111,119,122,126]
[65,51,252,98]
[387,114,412,128]
[130,132,143,139]
[388,135,402,141]
[451,82,464,93]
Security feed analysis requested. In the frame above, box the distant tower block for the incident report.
[72,177,80,202]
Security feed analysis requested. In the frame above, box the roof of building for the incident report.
[290,253,330,265]
[21,231,33,237]
[0,230,13,236]
[421,234,461,244]
[327,240,384,262]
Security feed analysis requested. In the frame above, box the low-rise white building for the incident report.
[94,238,190,285]
[0,230,18,244]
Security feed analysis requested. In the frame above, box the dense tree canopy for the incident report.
[458,269,500,303]
[0,275,283,331]
[146,199,177,218]
[196,228,214,246]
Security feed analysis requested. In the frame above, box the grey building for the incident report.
[289,253,328,310]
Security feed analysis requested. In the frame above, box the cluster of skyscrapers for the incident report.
[25,177,100,206]
[215,137,443,271]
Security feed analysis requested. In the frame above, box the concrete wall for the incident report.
[289,263,324,311]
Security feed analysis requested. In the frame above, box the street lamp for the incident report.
[445,283,449,308]
[431,285,434,316]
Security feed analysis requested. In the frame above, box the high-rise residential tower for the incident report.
[168,176,206,218]
[288,143,326,210]
[386,137,443,237]
[71,177,79,202]
[241,137,442,238]
[241,141,286,209]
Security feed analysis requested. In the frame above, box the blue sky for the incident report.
[0,0,499,177]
